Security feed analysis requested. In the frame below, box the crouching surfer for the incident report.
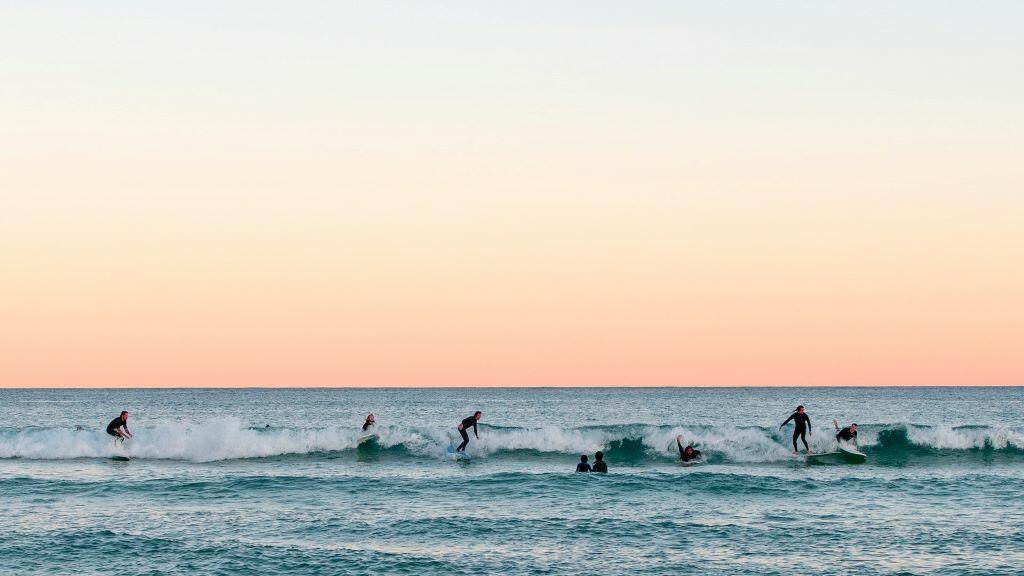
[106,411,132,443]
[362,414,376,432]
[456,411,482,452]
[833,419,858,447]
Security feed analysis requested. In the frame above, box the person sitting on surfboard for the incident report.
[833,420,858,445]
[676,435,702,462]
[362,414,376,432]
[780,405,813,454]
[106,411,132,442]
[576,454,592,472]
[456,411,482,452]
[591,451,608,473]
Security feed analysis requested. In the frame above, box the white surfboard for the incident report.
[357,433,378,444]
[838,443,867,461]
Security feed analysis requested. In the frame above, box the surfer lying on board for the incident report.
[456,411,482,452]
[362,414,376,432]
[781,405,812,454]
[833,420,858,446]
[106,411,132,442]
[676,435,702,462]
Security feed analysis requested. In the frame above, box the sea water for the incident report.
[1,387,1022,575]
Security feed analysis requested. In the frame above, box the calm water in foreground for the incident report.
[1,387,1022,575]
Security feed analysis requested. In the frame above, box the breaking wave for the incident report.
[1,419,1022,464]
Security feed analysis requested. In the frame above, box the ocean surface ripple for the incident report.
[2,387,1022,575]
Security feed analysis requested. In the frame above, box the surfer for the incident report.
[362,414,376,432]
[456,411,481,452]
[106,411,132,442]
[592,451,608,473]
[780,405,813,454]
[833,419,858,445]
[676,435,702,462]
[576,454,592,472]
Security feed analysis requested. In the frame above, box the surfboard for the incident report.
[838,443,867,462]
[679,457,704,466]
[357,433,378,444]
[446,446,471,461]
[804,451,841,461]
[111,455,130,462]
[805,447,865,464]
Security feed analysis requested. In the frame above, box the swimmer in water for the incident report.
[676,435,702,462]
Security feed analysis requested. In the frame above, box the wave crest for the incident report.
[1,420,1021,463]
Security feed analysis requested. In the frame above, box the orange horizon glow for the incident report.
[2,3,1022,388]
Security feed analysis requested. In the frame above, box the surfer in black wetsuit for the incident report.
[106,411,132,442]
[780,405,812,454]
[456,411,481,452]
[576,454,592,472]
[591,451,608,473]
[833,420,858,445]
[676,435,702,462]
[362,414,376,432]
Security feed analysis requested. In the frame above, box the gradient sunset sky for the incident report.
[2,1,1021,387]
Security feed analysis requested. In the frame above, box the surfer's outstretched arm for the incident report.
[833,419,840,431]
[780,414,794,429]
[676,435,684,458]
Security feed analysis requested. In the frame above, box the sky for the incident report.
[1,1,1022,387]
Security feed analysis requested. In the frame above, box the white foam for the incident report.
[905,425,1024,450]
[0,418,409,462]
[1,421,1021,462]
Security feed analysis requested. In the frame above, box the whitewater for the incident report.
[3,419,1023,464]
[3,387,1023,575]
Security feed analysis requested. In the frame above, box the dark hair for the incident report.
[594,451,604,461]
[795,405,804,411]
[580,454,588,462]
[120,411,128,416]
[851,423,858,427]
[474,411,482,417]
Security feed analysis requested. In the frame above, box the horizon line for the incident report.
[2,384,1021,390]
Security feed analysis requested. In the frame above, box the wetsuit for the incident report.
[456,416,478,452]
[576,462,592,472]
[592,460,608,473]
[836,427,857,443]
[677,440,702,462]
[106,417,129,438]
[781,412,811,451]
[362,421,374,432]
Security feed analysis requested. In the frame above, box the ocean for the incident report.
[1,387,1022,575]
